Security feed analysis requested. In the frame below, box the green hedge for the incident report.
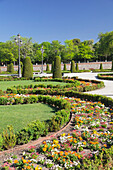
[0,95,71,148]
[97,73,113,80]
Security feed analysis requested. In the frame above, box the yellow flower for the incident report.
[23,159,27,163]
[43,147,47,152]
[35,165,42,170]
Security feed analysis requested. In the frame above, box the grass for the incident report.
[0,103,57,133]
[0,80,67,91]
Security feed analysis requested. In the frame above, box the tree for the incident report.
[64,39,79,62]
[70,60,75,73]
[76,42,94,62]
[98,31,113,61]
[53,56,62,78]
[22,57,33,78]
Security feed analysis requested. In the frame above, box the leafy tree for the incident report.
[64,39,78,62]
[76,42,94,62]
[53,56,62,78]
[22,57,33,78]
[70,60,75,73]
[98,31,113,61]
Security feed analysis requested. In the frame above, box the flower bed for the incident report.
[97,73,113,80]
[0,97,113,169]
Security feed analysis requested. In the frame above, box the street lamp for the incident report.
[14,34,22,78]
[41,45,44,73]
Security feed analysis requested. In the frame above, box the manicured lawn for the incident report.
[0,103,56,133]
[0,80,67,91]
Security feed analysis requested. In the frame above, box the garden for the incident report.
[0,77,113,170]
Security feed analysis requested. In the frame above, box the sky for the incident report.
[0,0,113,44]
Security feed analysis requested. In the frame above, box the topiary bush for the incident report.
[51,61,54,73]
[111,60,113,70]
[63,63,67,71]
[53,56,62,78]
[22,57,33,78]
[100,63,103,70]
[46,64,50,71]
[70,60,75,73]
[76,63,79,71]
[8,63,14,73]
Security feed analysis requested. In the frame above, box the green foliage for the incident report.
[2,125,16,149]
[51,61,54,73]
[63,63,67,71]
[70,60,75,73]
[0,134,3,150]
[100,63,103,70]
[53,56,62,78]
[46,64,50,71]
[16,120,47,144]
[111,60,113,70]
[22,57,33,78]
[7,64,10,72]
[76,63,79,71]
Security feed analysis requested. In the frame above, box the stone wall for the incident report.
[0,61,112,72]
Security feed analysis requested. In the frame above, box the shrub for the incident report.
[2,125,16,149]
[8,63,14,73]
[46,64,50,71]
[51,61,54,73]
[76,63,79,71]
[70,60,75,73]
[100,63,103,70]
[0,134,3,150]
[63,63,67,71]
[22,57,33,78]
[53,56,62,78]
[111,60,113,70]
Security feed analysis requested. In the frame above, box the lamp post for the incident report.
[14,34,22,78]
[41,45,44,73]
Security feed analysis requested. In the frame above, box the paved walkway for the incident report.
[64,72,113,99]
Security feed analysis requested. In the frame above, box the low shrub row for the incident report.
[0,76,33,81]
[0,95,71,149]
[6,80,104,96]
[92,69,113,72]
[97,73,113,80]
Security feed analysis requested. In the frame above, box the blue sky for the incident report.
[0,0,113,44]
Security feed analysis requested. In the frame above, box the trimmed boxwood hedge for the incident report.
[97,73,113,80]
[0,95,71,147]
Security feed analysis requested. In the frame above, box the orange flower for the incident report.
[14,160,19,164]
[103,144,107,147]
[57,157,60,161]
[26,166,31,169]
[77,155,80,159]
[63,159,65,162]
[43,147,47,152]
[43,141,46,144]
